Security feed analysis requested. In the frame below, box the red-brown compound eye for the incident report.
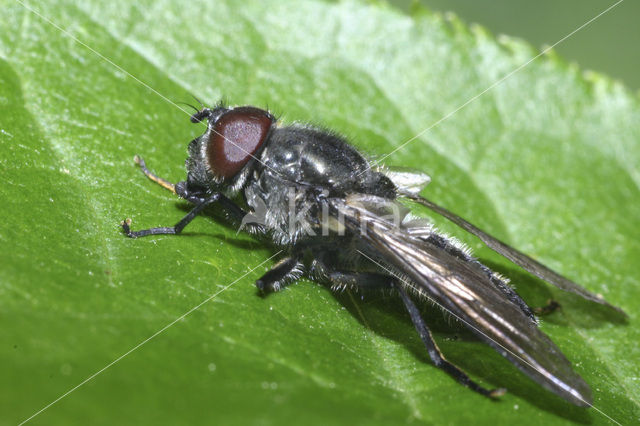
[207,106,275,179]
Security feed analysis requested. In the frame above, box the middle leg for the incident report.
[255,256,304,293]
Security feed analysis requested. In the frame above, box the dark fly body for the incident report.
[122,103,625,407]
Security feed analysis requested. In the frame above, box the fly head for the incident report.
[185,105,276,194]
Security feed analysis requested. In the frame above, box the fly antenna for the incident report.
[192,95,206,110]
[174,101,200,114]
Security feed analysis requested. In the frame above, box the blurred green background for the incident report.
[2,0,639,424]
[393,0,640,91]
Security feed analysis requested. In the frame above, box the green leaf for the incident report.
[1,0,638,424]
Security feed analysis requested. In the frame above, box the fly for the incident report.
[122,103,625,407]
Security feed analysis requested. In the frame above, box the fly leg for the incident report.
[122,194,226,238]
[254,252,384,295]
[533,299,561,316]
[308,257,503,398]
[122,191,257,237]
[394,282,506,399]
[255,256,304,293]
[324,271,392,292]
[308,257,393,292]
[123,156,257,237]
[311,263,504,398]
[134,155,177,194]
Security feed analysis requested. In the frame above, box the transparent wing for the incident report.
[333,196,593,406]
[406,194,626,316]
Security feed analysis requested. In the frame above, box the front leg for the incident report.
[134,155,177,194]
[123,156,254,237]
[122,194,223,238]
